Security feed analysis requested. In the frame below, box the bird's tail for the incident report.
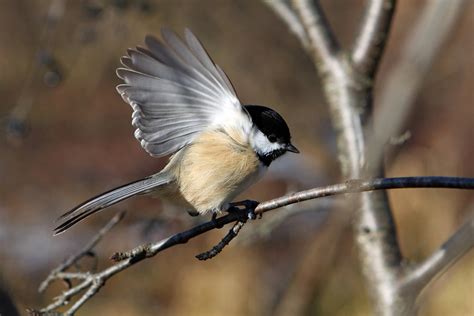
[54,173,173,235]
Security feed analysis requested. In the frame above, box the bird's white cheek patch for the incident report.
[251,129,284,155]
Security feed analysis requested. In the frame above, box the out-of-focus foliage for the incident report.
[0,1,472,315]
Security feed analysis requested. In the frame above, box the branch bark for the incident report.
[35,177,474,315]
[291,0,341,76]
[289,1,403,314]
[352,0,397,76]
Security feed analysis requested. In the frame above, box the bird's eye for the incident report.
[268,135,277,143]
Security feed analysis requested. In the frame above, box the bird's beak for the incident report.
[286,143,300,153]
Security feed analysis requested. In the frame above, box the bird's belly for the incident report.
[175,130,263,214]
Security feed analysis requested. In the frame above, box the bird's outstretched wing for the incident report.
[117,28,251,157]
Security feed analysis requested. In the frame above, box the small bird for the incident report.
[54,29,298,235]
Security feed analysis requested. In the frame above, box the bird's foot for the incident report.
[211,212,224,228]
[228,200,261,220]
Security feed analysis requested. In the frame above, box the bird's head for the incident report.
[245,105,299,166]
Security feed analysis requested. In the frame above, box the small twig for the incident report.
[65,277,105,315]
[37,274,96,316]
[39,211,125,293]
[196,221,246,260]
[33,211,125,315]
[110,210,249,262]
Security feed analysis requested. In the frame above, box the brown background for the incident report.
[0,0,472,315]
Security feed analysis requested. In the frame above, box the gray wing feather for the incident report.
[183,29,237,97]
[116,28,246,157]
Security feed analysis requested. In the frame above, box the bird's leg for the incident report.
[228,200,261,220]
[211,212,224,229]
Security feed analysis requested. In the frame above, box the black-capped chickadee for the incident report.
[54,29,298,235]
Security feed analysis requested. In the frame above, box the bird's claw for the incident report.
[247,208,257,220]
[211,212,224,228]
[228,200,261,221]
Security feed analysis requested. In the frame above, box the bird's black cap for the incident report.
[244,105,292,145]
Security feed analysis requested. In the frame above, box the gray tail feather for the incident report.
[54,174,172,235]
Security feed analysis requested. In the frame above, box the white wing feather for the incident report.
[116,28,251,157]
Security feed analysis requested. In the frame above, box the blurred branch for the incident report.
[366,0,468,172]
[265,0,471,314]
[290,0,366,176]
[399,212,474,296]
[263,0,309,48]
[291,0,341,75]
[39,211,125,293]
[35,177,473,315]
[34,211,125,315]
[282,2,403,314]
[351,0,397,76]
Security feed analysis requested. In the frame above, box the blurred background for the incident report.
[0,0,472,315]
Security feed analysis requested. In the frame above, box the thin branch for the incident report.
[38,211,126,293]
[196,221,246,260]
[255,177,474,213]
[351,0,397,76]
[366,0,468,171]
[263,0,309,48]
[238,199,336,242]
[112,177,473,263]
[399,212,474,295]
[36,177,474,315]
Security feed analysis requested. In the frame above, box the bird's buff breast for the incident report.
[165,128,264,214]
